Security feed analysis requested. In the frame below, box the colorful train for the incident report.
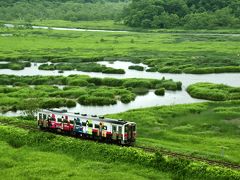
[37,109,136,145]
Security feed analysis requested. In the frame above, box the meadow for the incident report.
[0,27,239,74]
[109,101,240,164]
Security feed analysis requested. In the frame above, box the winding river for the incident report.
[1,61,240,116]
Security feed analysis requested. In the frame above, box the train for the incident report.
[37,109,136,145]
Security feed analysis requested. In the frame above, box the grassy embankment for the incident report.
[187,83,240,101]
[0,74,181,112]
[0,27,239,74]
[109,101,240,164]
[0,116,239,179]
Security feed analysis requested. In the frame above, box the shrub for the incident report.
[102,68,125,74]
[67,79,89,86]
[78,95,116,106]
[131,87,149,95]
[155,88,165,96]
[102,78,123,87]
[123,79,152,88]
[66,100,76,108]
[128,65,144,71]
[186,83,239,101]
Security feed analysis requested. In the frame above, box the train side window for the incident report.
[57,118,62,122]
[132,125,136,131]
[70,120,74,124]
[76,119,81,125]
[82,122,86,126]
[39,113,42,119]
[95,124,99,129]
[103,126,107,130]
[118,126,122,134]
[112,125,117,132]
[63,119,68,123]
[88,123,93,128]
[43,114,47,120]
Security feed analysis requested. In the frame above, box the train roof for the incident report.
[40,109,133,125]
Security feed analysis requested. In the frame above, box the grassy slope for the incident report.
[0,121,239,180]
[0,27,239,73]
[0,124,173,180]
[108,101,240,164]
[0,141,170,180]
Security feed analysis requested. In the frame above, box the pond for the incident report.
[1,61,239,116]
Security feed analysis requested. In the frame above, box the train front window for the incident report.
[39,113,42,120]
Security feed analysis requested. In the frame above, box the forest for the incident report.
[122,0,240,29]
[0,0,128,22]
[1,0,240,29]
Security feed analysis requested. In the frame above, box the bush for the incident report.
[131,87,149,95]
[155,88,165,96]
[123,79,152,88]
[186,83,240,101]
[78,95,116,106]
[102,78,123,87]
[102,68,125,74]
[67,79,89,86]
[66,99,76,108]
[128,65,144,71]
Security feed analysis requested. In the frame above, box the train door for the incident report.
[87,120,93,136]
[118,126,122,142]
[38,112,43,127]
[112,125,117,141]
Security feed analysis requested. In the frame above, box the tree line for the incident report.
[0,0,128,22]
[121,0,240,29]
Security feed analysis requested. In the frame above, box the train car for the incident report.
[37,109,136,145]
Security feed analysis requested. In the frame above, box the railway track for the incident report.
[1,121,239,170]
[135,145,240,170]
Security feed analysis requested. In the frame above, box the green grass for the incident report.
[0,122,239,180]
[108,101,240,164]
[0,140,170,180]
[0,27,239,74]
[187,83,240,101]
